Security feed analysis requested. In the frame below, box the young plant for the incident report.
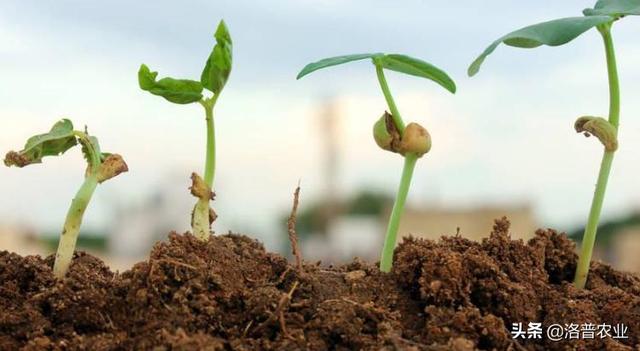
[297,53,456,272]
[138,20,232,240]
[468,0,639,289]
[4,119,128,279]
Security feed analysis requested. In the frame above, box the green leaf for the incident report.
[468,16,614,77]
[4,119,77,167]
[296,53,383,79]
[584,0,640,16]
[138,64,203,104]
[379,54,456,93]
[201,20,233,94]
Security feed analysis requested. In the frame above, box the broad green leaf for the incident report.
[468,16,613,77]
[4,119,77,167]
[380,54,456,93]
[201,20,233,94]
[138,64,203,104]
[584,0,640,16]
[296,53,383,79]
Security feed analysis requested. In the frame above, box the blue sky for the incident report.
[1,1,639,249]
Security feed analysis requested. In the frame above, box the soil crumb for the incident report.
[1,218,638,350]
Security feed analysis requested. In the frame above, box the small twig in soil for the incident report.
[158,258,197,270]
[318,269,344,275]
[252,281,299,339]
[319,298,381,323]
[288,184,304,275]
[391,335,429,349]
[275,266,292,286]
[242,320,253,338]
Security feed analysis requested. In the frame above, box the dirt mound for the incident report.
[0,218,638,350]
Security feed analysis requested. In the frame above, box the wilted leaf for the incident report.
[468,16,613,76]
[574,116,619,151]
[96,154,128,183]
[584,0,640,16]
[296,53,383,79]
[201,20,233,94]
[138,64,203,104]
[4,119,77,167]
[380,54,456,93]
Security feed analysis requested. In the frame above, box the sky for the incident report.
[0,0,639,250]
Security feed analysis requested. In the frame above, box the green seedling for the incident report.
[468,0,639,289]
[4,119,128,279]
[138,20,232,240]
[298,53,456,272]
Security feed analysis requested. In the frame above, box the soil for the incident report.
[1,217,639,350]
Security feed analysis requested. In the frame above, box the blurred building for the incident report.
[570,211,640,273]
[396,204,537,242]
[0,223,46,256]
[109,173,193,259]
[611,226,640,272]
[299,203,538,265]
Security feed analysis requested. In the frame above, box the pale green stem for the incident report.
[375,63,405,135]
[203,96,218,187]
[52,174,99,279]
[374,63,420,272]
[52,131,102,279]
[379,153,418,272]
[574,25,620,289]
[193,96,219,240]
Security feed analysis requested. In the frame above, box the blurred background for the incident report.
[1,1,639,272]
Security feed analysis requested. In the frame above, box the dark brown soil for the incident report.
[1,218,639,350]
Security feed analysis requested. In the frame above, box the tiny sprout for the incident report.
[4,119,128,279]
[468,0,639,289]
[298,53,455,272]
[138,20,232,240]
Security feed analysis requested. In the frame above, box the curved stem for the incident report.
[375,63,405,135]
[52,174,99,279]
[73,131,101,172]
[379,153,418,272]
[574,25,620,289]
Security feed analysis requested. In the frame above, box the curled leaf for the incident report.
[574,116,618,151]
[373,111,401,153]
[190,172,213,200]
[138,64,203,104]
[468,16,613,76]
[4,119,77,167]
[201,20,233,94]
[584,0,640,17]
[399,122,432,157]
[96,154,129,183]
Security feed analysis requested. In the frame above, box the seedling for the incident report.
[297,53,456,272]
[468,0,639,289]
[4,119,128,279]
[138,20,232,240]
